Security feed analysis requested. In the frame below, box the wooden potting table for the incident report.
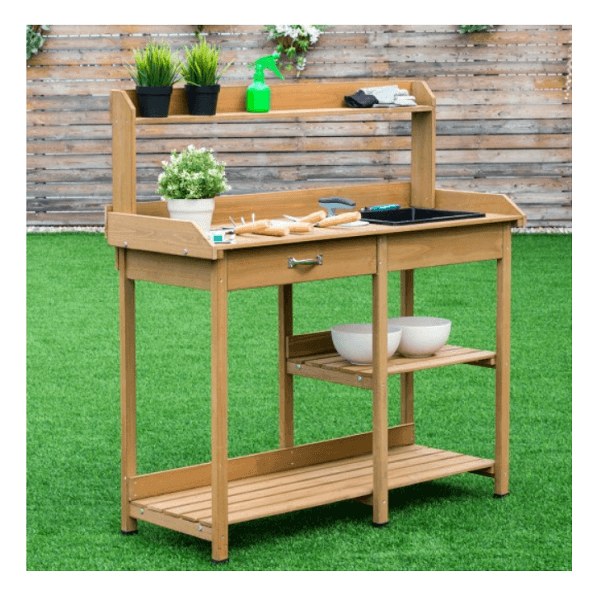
[106,81,525,562]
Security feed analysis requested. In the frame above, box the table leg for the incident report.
[372,236,389,525]
[495,227,511,496]
[118,248,137,534]
[278,284,294,448]
[400,270,415,425]
[211,259,229,562]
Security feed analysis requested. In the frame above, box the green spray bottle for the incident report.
[246,53,285,113]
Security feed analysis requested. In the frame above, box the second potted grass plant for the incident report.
[181,38,232,115]
[126,41,181,117]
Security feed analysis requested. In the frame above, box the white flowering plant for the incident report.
[264,25,327,74]
[157,145,230,199]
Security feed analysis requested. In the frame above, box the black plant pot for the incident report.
[185,84,220,116]
[136,85,173,118]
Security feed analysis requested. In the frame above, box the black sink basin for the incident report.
[360,206,485,226]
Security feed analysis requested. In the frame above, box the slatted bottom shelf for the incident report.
[131,445,494,529]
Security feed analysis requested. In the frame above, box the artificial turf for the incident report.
[26,232,571,571]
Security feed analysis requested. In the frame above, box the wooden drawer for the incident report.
[226,237,376,290]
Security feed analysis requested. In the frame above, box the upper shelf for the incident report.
[114,79,435,124]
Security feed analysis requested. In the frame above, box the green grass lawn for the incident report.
[26,232,571,571]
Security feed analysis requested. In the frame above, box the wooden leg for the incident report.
[400,270,414,425]
[278,284,294,448]
[118,248,137,533]
[495,227,511,496]
[211,259,229,562]
[372,236,389,525]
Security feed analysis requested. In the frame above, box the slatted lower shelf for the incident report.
[131,445,494,529]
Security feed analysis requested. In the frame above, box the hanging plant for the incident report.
[264,25,328,76]
[458,25,493,34]
[27,25,51,60]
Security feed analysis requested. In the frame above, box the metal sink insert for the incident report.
[360,206,485,226]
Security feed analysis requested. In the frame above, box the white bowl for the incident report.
[387,316,451,358]
[331,323,402,365]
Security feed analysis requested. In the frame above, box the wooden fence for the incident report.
[26,25,572,227]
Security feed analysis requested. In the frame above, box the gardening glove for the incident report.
[345,85,417,108]
[361,85,418,106]
[344,90,378,108]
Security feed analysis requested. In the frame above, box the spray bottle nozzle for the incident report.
[251,52,285,81]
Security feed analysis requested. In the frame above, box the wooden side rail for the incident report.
[129,424,415,501]
[110,90,137,215]
[105,211,217,260]
[435,189,526,227]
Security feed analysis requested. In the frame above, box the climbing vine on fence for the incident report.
[27,25,50,60]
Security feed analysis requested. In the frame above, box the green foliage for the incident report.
[157,145,230,199]
[125,41,181,87]
[459,25,493,34]
[180,38,233,86]
[264,25,327,74]
[27,25,50,60]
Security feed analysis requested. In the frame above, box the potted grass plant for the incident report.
[158,145,231,234]
[180,38,233,115]
[126,41,181,117]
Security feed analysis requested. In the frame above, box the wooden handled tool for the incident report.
[234,217,312,237]
[286,221,313,234]
[317,211,361,228]
[254,225,290,237]
[298,210,327,224]
[234,219,270,234]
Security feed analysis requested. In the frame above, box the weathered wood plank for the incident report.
[47,24,200,35]
[26,102,572,127]
[27,132,572,157]
[27,118,571,140]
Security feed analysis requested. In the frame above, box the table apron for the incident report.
[388,224,505,270]
[226,237,377,290]
[121,224,506,292]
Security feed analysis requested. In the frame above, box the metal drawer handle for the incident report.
[288,254,323,269]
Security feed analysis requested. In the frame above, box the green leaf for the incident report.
[126,40,181,87]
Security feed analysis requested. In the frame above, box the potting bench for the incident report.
[106,80,525,562]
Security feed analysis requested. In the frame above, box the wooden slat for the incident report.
[139,445,436,515]
[47,24,200,35]
[289,345,496,389]
[131,506,212,541]
[129,424,414,500]
[26,147,571,170]
[26,132,572,156]
[131,445,494,527]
